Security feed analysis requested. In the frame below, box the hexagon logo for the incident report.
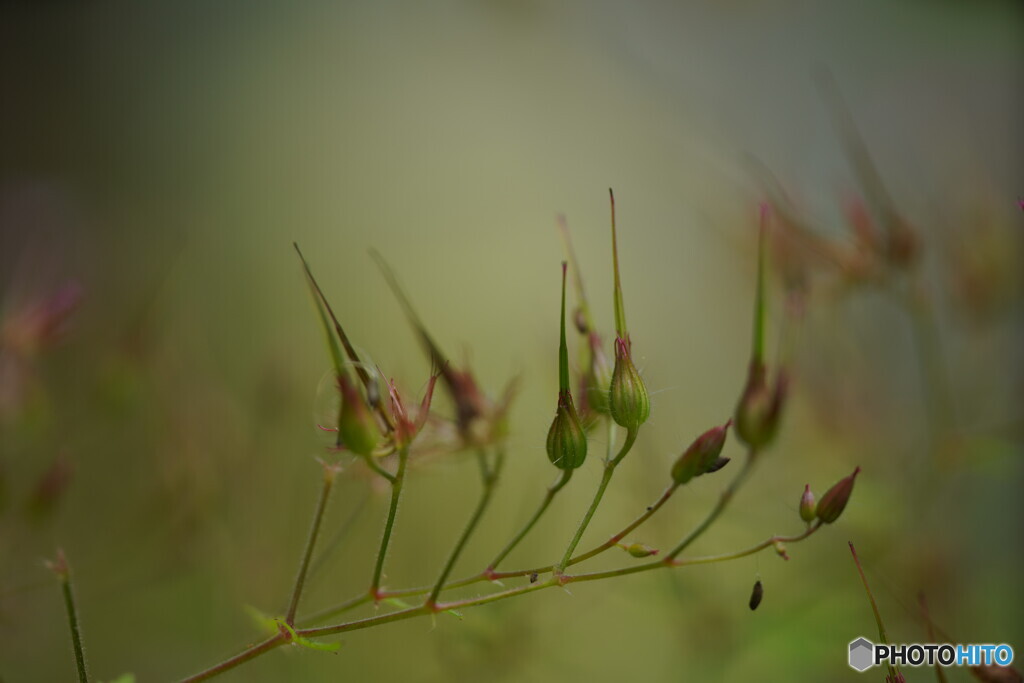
[849,637,874,672]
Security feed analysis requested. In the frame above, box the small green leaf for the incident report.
[100,674,135,683]
[277,620,341,653]
[243,605,280,635]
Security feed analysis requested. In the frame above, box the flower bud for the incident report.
[671,420,731,485]
[546,391,588,470]
[337,373,380,457]
[734,362,787,449]
[621,542,659,558]
[609,337,650,432]
[816,466,861,524]
[799,484,816,523]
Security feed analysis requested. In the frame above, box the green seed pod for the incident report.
[546,391,588,470]
[622,543,659,558]
[816,467,861,524]
[545,263,588,470]
[337,373,380,457]
[671,420,732,485]
[799,484,817,523]
[609,337,650,432]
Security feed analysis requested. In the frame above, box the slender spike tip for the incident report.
[752,204,768,365]
[559,262,569,392]
[610,188,627,338]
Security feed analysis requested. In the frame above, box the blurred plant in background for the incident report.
[1,1,1021,681]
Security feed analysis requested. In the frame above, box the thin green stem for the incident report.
[665,448,757,560]
[555,426,637,574]
[285,464,339,625]
[486,468,572,573]
[370,446,410,599]
[51,552,89,683]
[177,633,286,683]
[302,593,373,625]
[570,481,678,565]
[850,541,900,682]
[425,449,505,607]
[309,518,823,635]
[181,518,823,680]
[362,454,396,484]
[671,522,821,566]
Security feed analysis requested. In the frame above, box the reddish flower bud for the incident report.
[671,420,731,485]
[609,337,650,432]
[799,484,817,523]
[546,391,588,470]
[337,373,380,457]
[816,467,861,524]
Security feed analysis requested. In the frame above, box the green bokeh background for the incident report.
[1,1,1022,681]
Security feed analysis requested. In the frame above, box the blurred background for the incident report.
[1,0,1022,680]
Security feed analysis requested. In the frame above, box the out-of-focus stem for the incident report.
[370,445,410,599]
[665,448,757,560]
[285,463,339,625]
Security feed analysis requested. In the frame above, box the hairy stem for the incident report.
[285,464,339,625]
[51,552,89,683]
[425,449,505,607]
[370,446,410,598]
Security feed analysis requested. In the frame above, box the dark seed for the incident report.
[530,573,538,584]
[749,579,763,610]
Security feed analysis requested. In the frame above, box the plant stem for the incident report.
[370,446,410,599]
[665,447,757,559]
[425,448,505,608]
[486,468,572,574]
[302,593,373,625]
[554,426,637,575]
[569,481,678,565]
[180,520,822,680]
[849,541,900,683]
[671,522,821,566]
[50,551,89,683]
[177,633,286,683]
[285,464,339,625]
[362,454,396,483]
